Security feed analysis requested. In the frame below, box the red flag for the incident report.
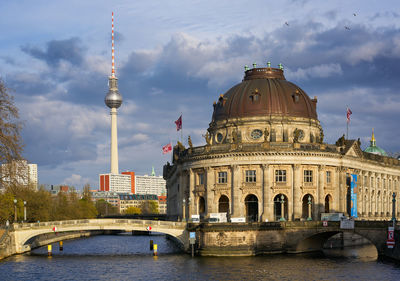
[175,115,182,131]
[346,107,352,123]
[162,143,172,154]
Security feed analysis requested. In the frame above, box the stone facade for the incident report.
[163,67,400,222]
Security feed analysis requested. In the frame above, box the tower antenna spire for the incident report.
[111,11,115,77]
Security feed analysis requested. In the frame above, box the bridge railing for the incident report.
[12,219,186,230]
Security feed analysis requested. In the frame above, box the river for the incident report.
[1,233,400,280]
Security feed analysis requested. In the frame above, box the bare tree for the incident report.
[0,78,24,190]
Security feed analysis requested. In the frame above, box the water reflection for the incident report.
[0,233,399,281]
[323,244,378,261]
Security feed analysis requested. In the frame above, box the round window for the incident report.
[250,129,263,139]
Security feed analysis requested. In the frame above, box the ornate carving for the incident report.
[216,232,228,246]
[231,129,238,144]
[188,135,193,149]
[264,128,270,143]
[293,128,300,143]
[319,130,324,144]
[336,134,346,146]
[203,131,212,145]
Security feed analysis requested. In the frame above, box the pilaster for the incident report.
[206,167,215,215]
[293,164,301,220]
[231,165,241,217]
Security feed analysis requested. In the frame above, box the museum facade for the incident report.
[163,65,400,222]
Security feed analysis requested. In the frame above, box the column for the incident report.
[261,164,271,222]
[206,167,215,215]
[293,164,301,220]
[338,167,347,214]
[189,168,195,217]
[179,170,185,220]
[318,165,325,218]
[231,165,241,217]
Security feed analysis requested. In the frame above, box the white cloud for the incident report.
[63,174,90,187]
[286,63,343,80]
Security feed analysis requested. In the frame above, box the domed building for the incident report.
[163,64,400,222]
[364,129,388,156]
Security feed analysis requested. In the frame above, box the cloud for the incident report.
[63,174,91,187]
[5,11,400,188]
[21,37,84,67]
[287,63,343,80]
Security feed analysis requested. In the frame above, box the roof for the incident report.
[212,67,318,122]
[363,130,387,156]
[118,194,158,201]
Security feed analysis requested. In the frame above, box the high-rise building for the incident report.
[99,173,133,194]
[0,160,38,190]
[135,167,166,196]
[121,171,135,193]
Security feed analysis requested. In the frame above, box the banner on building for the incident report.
[350,174,358,218]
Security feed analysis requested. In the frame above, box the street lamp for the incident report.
[23,201,27,222]
[279,195,286,221]
[182,198,186,221]
[392,192,396,226]
[13,199,17,222]
[307,196,313,221]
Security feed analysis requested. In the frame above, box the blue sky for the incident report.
[1,0,400,189]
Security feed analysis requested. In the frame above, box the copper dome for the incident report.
[212,67,318,121]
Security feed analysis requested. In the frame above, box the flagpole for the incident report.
[180,113,183,144]
[346,106,348,140]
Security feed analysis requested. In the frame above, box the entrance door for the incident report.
[198,196,205,216]
[325,195,331,213]
[245,194,258,222]
[218,195,229,213]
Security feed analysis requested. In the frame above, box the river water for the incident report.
[1,234,400,281]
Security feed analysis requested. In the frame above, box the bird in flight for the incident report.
[353,13,357,16]
[344,26,351,30]
[285,22,289,26]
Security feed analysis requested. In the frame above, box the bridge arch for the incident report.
[293,227,385,255]
[12,219,187,254]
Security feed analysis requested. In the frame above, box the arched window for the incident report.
[218,195,229,213]
[198,196,205,215]
[245,194,258,222]
[325,194,332,213]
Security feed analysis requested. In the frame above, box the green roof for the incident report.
[363,129,387,156]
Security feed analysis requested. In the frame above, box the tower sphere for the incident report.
[105,77,123,108]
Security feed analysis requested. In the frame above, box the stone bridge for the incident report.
[1,219,398,259]
[189,220,397,256]
[0,219,187,259]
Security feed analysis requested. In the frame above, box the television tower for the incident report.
[105,12,122,174]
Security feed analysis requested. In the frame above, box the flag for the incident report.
[175,115,182,131]
[162,143,172,154]
[346,107,352,123]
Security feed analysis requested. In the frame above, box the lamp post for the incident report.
[187,197,191,221]
[13,199,17,222]
[279,195,286,221]
[392,192,396,226]
[307,196,313,221]
[182,198,186,222]
[24,201,27,222]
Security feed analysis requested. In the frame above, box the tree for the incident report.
[140,200,159,214]
[0,192,14,223]
[95,199,118,217]
[0,79,24,188]
[124,206,141,215]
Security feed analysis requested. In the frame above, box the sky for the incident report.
[1,0,400,189]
